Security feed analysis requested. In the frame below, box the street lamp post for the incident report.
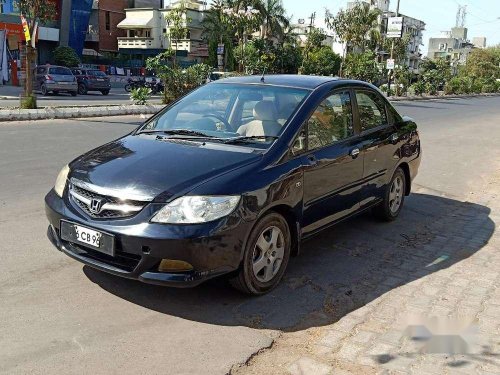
[387,0,401,97]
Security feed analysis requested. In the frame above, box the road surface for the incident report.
[1,97,499,374]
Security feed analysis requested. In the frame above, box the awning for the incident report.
[117,15,154,29]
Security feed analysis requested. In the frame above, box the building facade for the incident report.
[117,0,208,65]
[427,27,485,70]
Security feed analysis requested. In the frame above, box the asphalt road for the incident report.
[0,87,162,108]
[1,97,500,374]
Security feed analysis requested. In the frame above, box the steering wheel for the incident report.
[202,114,232,131]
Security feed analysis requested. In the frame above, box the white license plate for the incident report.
[96,78,104,81]
[74,224,102,248]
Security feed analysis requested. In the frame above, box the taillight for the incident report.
[45,74,53,80]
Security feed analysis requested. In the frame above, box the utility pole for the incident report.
[387,0,400,97]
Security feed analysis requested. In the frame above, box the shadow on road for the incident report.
[84,193,494,332]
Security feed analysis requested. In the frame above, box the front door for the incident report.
[302,90,364,235]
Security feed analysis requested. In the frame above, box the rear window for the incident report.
[49,67,73,75]
[90,70,106,77]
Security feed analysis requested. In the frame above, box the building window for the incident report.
[105,11,111,31]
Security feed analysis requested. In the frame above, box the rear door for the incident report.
[302,89,364,235]
[353,89,400,205]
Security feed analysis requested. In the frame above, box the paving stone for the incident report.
[288,357,332,375]
[335,342,365,361]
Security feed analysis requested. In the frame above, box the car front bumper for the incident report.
[45,189,252,287]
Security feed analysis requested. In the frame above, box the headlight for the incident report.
[151,195,241,224]
[54,164,70,197]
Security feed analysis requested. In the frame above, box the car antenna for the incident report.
[260,68,266,83]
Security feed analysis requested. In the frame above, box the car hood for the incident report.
[69,134,261,202]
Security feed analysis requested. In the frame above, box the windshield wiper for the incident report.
[138,129,214,138]
[223,135,279,144]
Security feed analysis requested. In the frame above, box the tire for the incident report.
[101,90,110,96]
[70,91,77,97]
[40,83,48,96]
[373,167,406,221]
[230,212,291,295]
[53,91,59,95]
[124,84,132,93]
[78,83,87,95]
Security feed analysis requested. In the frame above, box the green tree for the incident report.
[202,0,235,70]
[260,0,289,41]
[165,0,191,67]
[325,2,381,75]
[343,51,380,83]
[53,46,80,67]
[463,48,499,80]
[15,0,57,107]
[302,46,341,76]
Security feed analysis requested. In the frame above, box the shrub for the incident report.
[444,77,462,95]
[409,81,425,96]
[481,83,497,93]
[130,87,152,105]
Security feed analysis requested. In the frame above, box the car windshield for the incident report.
[49,67,72,75]
[138,83,309,148]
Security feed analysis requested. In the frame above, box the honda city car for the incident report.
[45,75,421,295]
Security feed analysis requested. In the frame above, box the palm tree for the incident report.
[259,0,289,41]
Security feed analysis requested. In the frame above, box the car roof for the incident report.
[215,74,375,90]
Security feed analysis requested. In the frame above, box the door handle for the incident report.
[350,148,360,158]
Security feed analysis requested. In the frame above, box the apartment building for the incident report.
[117,0,208,64]
[427,27,486,72]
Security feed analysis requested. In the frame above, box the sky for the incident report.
[282,0,500,53]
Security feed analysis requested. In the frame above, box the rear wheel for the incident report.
[373,167,406,221]
[124,84,132,93]
[101,90,110,96]
[78,83,87,95]
[70,91,77,97]
[53,91,59,95]
[230,212,291,295]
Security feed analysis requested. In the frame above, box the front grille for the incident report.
[69,181,147,220]
[67,242,141,272]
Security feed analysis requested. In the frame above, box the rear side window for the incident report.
[49,67,73,75]
[356,91,387,132]
[307,91,354,150]
[90,70,106,77]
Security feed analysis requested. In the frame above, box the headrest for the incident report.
[253,101,277,121]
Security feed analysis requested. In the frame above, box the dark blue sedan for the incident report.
[45,75,421,295]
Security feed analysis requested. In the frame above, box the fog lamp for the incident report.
[158,259,194,273]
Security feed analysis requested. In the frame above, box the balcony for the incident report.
[172,39,206,54]
[118,37,156,49]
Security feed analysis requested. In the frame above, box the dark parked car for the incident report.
[45,75,421,295]
[71,68,111,95]
[34,65,77,96]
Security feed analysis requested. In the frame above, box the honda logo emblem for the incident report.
[89,198,104,214]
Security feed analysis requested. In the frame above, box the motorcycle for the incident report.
[124,78,146,93]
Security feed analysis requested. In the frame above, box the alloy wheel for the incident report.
[252,225,285,283]
[389,175,404,213]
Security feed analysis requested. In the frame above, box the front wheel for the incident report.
[101,90,110,96]
[124,84,132,93]
[70,91,77,97]
[230,212,291,295]
[373,167,406,221]
[40,83,48,96]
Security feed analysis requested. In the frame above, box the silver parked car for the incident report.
[34,65,78,96]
